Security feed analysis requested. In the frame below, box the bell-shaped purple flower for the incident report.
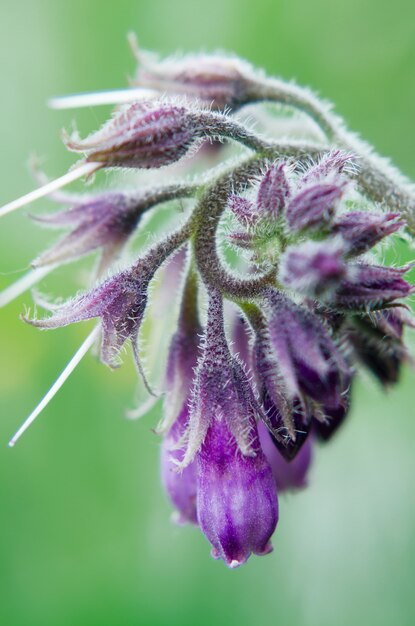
[161,405,198,525]
[197,416,278,568]
[258,422,313,491]
[334,263,414,310]
[333,211,404,255]
[181,290,278,567]
[278,240,347,297]
[160,269,201,525]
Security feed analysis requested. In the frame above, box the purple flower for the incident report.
[181,290,278,567]
[253,323,310,460]
[265,289,351,412]
[160,270,201,525]
[258,422,313,491]
[65,100,209,170]
[335,263,414,310]
[161,405,198,526]
[333,210,404,255]
[197,416,278,568]
[278,240,347,297]
[26,261,154,367]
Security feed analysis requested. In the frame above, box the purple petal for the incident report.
[197,417,278,568]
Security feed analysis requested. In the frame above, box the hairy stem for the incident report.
[244,76,415,230]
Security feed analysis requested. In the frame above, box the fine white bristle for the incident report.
[48,87,158,110]
[0,266,53,308]
[8,325,100,447]
[0,162,100,218]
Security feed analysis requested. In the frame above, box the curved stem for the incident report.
[244,77,415,230]
[192,156,276,298]
[244,76,338,140]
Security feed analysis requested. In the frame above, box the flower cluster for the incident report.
[3,44,414,568]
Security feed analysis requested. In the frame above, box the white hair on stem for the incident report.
[8,325,100,448]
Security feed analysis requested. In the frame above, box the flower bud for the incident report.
[265,290,351,411]
[65,100,208,170]
[333,211,404,255]
[253,324,310,460]
[256,163,290,219]
[346,309,414,386]
[26,266,150,367]
[133,49,256,111]
[286,180,345,231]
[161,406,198,525]
[279,240,347,297]
[160,266,201,525]
[335,263,414,310]
[300,150,355,186]
[228,194,259,227]
[32,191,144,269]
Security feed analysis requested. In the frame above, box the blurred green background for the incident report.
[1,1,415,625]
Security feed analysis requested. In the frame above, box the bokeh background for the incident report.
[1,1,415,625]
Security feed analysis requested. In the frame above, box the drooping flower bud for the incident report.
[160,268,201,525]
[253,321,310,460]
[258,422,313,491]
[278,240,347,297]
[346,309,414,386]
[334,263,414,310]
[182,290,278,567]
[332,211,404,255]
[132,47,256,111]
[264,289,351,412]
[286,179,346,231]
[25,232,186,370]
[26,266,150,367]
